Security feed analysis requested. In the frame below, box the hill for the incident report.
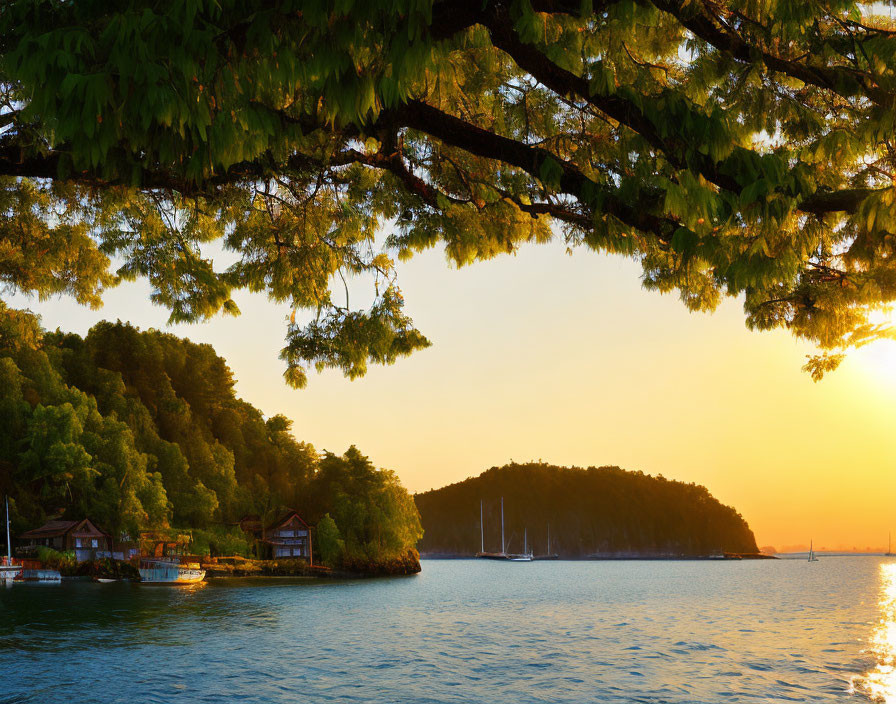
[0,307,421,570]
[414,463,758,557]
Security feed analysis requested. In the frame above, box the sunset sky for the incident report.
[11,236,896,551]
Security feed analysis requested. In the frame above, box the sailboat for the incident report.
[508,528,534,562]
[886,533,893,557]
[476,498,532,561]
[535,523,560,560]
[0,497,22,583]
[808,539,819,562]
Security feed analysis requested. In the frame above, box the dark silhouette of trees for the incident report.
[415,462,758,557]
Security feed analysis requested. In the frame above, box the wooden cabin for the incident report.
[18,518,111,561]
[261,512,313,563]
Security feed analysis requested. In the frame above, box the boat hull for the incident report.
[0,565,22,582]
[20,569,61,582]
[476,552,533,561]
[139,562,205,584]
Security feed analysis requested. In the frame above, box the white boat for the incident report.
[138,533,206,584]
[0,560,21,583]
[139,558,205,584]
[508,528,534,561]
[808,539,819,562]
[20,568,61,582]
[1,497,21,583]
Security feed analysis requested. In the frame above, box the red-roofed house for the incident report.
[18,518,111,561]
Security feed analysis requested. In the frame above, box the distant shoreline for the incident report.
[419,552,776,561]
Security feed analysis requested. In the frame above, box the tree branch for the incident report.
[651,0,894,107]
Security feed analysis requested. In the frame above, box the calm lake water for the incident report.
[2,557,895,703]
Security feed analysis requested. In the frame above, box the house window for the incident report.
[91,539,98,548]
[75,538,83,548]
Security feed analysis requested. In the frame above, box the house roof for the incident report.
[70,519,108,538]
[19,518,109,540]
[264,511,310,533]
[19,520,78,539]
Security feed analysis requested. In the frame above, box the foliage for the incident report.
[35,546,76,570]
[0,308,422,565]
[190,526,252,558]
[307,446,424,562]
[314,513,345,567]
[3,1,896,380]
[415,462,759,556]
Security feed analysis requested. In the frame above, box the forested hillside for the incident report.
[0,305,421,566]
[415,463,758,557]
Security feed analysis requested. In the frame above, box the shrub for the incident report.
[189,526,252,557]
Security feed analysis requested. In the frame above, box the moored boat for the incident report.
[137,531,205,584]
[475,498,533,561]
[534,524,559,560]
[1,498,21,582]
[20,568,61,582]
[138,557,205,584]
[0,558,22,583]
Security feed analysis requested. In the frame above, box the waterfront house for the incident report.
[18,518,111,561]
[261,512,313,563]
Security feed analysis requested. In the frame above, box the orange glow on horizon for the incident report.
[9,240,896,550]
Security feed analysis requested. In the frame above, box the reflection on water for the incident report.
[854,561,896,702]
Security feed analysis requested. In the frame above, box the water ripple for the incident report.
[0,558,890,703]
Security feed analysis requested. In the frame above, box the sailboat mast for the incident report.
[480,500,484,553]
[5,496,11,562]
[547,524,550,554]
[501,497,505,554]
[524,527,527,554]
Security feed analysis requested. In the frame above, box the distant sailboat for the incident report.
[476,498,532,561]
[887,533,893,557]
[534,523,559,560]
[808,539,819,562]
[508,528,534,562]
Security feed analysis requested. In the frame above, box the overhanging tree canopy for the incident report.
[2,0,896,384]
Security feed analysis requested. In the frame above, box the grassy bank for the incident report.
[204,550,422,578]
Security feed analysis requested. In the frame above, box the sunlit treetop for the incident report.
[2,0,896,384]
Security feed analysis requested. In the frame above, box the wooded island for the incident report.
[415,463,759,558]
[0,309,422,575]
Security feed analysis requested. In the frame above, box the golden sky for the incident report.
[12,239,896,551]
